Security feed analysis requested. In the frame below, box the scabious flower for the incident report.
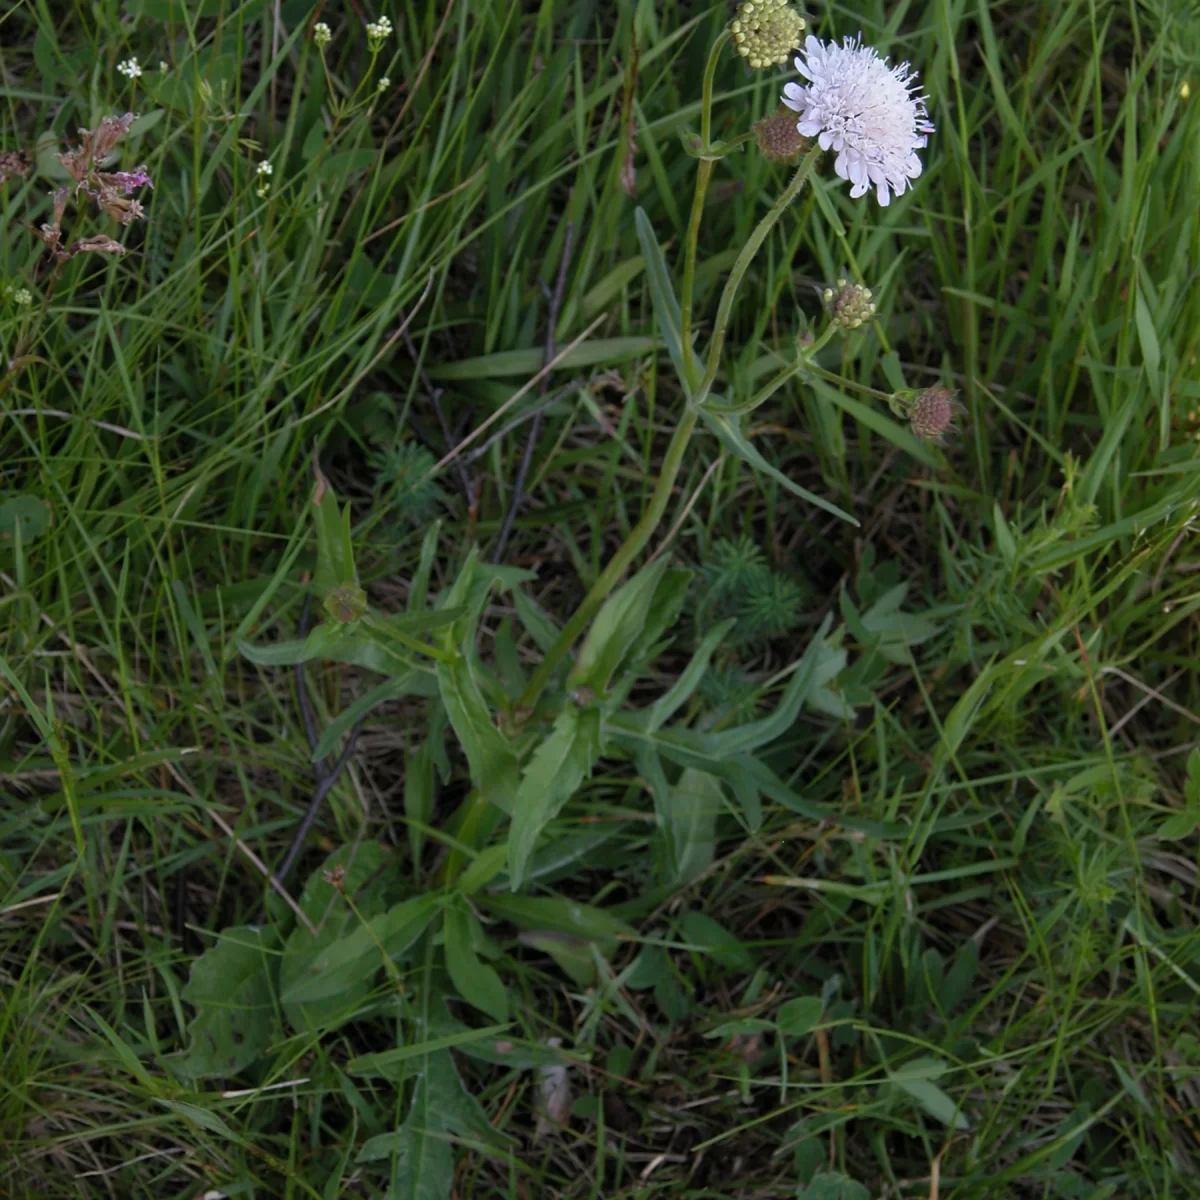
[731,0,805,70]
[117,57,143,80]
[313,21,331,49]
[782,34,933,206]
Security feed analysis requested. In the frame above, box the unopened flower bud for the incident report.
[906,386,960,442]
[753,103,810,163]
[731,0,805,70]
[823,278,876,331]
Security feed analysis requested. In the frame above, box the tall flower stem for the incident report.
[680,29,731,378]
[679,159,712,388]
[693,144,820,407]
[516,43,820,717]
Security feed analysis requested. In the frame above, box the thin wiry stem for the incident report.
[401,322,476,507]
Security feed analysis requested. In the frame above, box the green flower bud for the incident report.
[823,278,876,331]
[731,0,806,70]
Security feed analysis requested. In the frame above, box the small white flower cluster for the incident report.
[781,34,933,206]
[117,57,143,80]
[255,159,273,199]
[4,284,33,308]
[366,14,392,51]
[377,76,390,94]
[313,21,331,50]
[159,60,169,73]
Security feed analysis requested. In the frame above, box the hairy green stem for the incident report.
[680,29,732,382]
[679,157,713,386]
[518,405,699,711]
[708,326,837,416]
[700,29,731,150]
[693,146,821,407]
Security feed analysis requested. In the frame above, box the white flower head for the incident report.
[377,77,390,93]
[782,34,933,206]
[256,159,273,177]
[117,57,143,80]
[6,285,33,308]
[158,60,169,73]
[313,21,332,49]
[366,15,393,50]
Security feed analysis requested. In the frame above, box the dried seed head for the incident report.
[60,114,136,182]
[823,278,876,331]
[753,102,810,163]
[907,386,960,442]
[731,0,806,69]
[0,150,31,185]
[66,235,129,257]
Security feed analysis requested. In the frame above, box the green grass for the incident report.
[3,0,1200,1196]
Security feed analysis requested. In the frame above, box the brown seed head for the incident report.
[753,103,810,163]
[908,387,960,442]
[0,150,31,185]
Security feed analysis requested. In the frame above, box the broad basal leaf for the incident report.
[175,926,280,1079]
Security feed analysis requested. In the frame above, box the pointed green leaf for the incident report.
[797,1172,871,1200]
[477,893,634,953]
[696,405,857,524]
[644,618,737,731]
[570,558,670,692]
[426,336,657,380]
[776,995,824,1037]
[312,673,435,761]
[892,1075,970,1130]
[667,768,723,884]
[680,912,753,971]
[634,207,688,384]
[443,906,509,1022]
[507,705,600,889]
[313,484,357,602]
[704,614,840,757]
[436,653,520,815]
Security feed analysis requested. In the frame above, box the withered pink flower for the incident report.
[100,166,152,194]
